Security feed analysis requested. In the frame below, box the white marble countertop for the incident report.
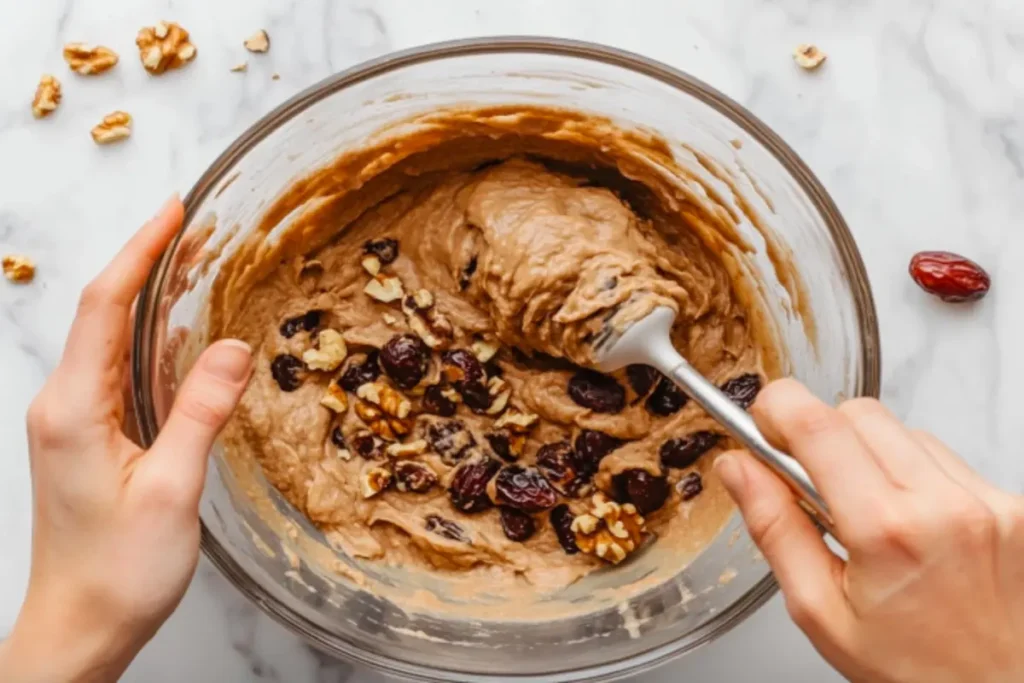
[2,0,1022,680]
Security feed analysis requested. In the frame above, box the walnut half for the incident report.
[63,43,119,75]
[91,111,132,145]
[2,255,36,283]
[31,75,61,119]
[136,21,197,75]
[571,493,646,564]
[793,44,827,70]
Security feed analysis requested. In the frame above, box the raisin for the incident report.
[422,384,457,417]
[550,504,579,554]
[339,351,381,392]
[660,431,720,469]
[499,507,536,542]
[363,238,399,265]
[271,354,305,392]
[485,430,518,462]
[612,469,670,515]
[441,349,489,410]
[536,440,589,497]
[459,255,478,290]
[677,472,704,501]
[909,250,990,303]
[351,432,384,459]
[448,456,500,513]
[426,419,476,465]
[394,461,438,493]
[494,466,559,513]
[720,373,762,409]
[425,514,468,543]
[567,370,626,413]
[645,378,688,416]
[626,364,659,397]
[380,334,430,389]
[573,429,622,474]
[279,310,322,338]
[330,426,347,450]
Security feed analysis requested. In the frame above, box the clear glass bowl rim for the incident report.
[132,36,882,682]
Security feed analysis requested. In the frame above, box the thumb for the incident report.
[714,450,849,639]
[148,339,252,497]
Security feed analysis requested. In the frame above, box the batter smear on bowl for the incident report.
[210,106,785,592]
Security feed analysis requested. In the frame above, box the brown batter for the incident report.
[210,106,783,595]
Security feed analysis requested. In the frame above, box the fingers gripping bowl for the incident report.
[132,39,880,681]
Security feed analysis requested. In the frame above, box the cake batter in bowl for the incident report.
[132,38,879,682]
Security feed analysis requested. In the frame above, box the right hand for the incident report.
[714,379,1024,683]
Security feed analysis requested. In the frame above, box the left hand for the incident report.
[0,196,253,682]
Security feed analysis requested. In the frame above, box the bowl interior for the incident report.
[134,38,879,682]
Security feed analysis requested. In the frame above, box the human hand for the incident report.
[715,379,1024,683]
[0,197,253,683]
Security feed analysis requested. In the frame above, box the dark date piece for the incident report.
[567,370,626,414]
[279,310,322,338]
[677,472,704,501]
[550,504,579,554]
[363,238,399,265]
[660,431,720,469]
[425,514,468,543]
[499,507,536,542]
[338,351,381,392]
[448,457,500,513]
[380,334,430,389]
[612,469,670,515]
[493,466,559,513]
[270,354,305,392]
[720,373,762,409]
[645,378,688,416]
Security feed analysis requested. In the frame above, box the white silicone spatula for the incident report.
[593,306,835,536]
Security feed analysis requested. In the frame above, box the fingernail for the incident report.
[156,192,181,218]
[714,453,745,497]
[205,339,252,382]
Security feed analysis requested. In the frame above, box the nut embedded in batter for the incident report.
[385,439,428,458]
[485,376,511,416]
[471,338,499,363]
[2,255,36,283]
[320,384,348,413]
[136,20,197,75]
[302,329,348,371]
[361,254,381,276]
[364,273,404,303]
[793,43,827,70]
[31,75,61,119]
[571,493,646,564]
[360,464,392,498]
[356,380,412,419]
[90,111,132,145]
[493,409,539,433]
[354,399,412,441]
[62,43,119,75]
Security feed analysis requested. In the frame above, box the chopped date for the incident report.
[645,378,688,416]
[536,440,589,497]
[573,429,622,473]
[550,504,579,554]
[499,507,536,542]
[660,432,720,469]
[426,419,476,465]
[447,457,500,513]
[271,354,306,392]
[720,374,762,409]
[909,250,990,303]
[394,461,438,493]
[422,384,457,417]
[626,364,659,397]
[279,310,322,338]
[485,430,517,462]
[567,370,626,414]
[425,514,468,543]
[612,469,669,515]
[351,432,384,459]
[330,426,347,450]
[380,334,430,389]
[339,351,381,392]
[441,349,490,410]
[459,255,478,290]
[363,238,399,265]
[493,466,559,513]
[677,472,704,501]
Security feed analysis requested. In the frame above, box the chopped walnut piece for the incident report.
[62,43,119,75]
[136,21,197,75]
[494,409,539,433]
[336,447,353,461]
[471,339,499,363]
[271,72,281,81]
[230,62,248,73]
[412,289,434,309]
[356,380,412,419]
[364,274,405,303]
[485,376,511,416]
[571,493,646,564]
[440,387,462,404]
[90,111,132,144]
[31,75,61,119]
[382,312,399,325]
[302,329,348,371]
[360,464,392,498]
[354,400,412,442]
[244,29,270,53]
[320,384,348,413]
[2,255,35,283]
[385,439,428,458]
[361,254,381,276]
[407,313,442,349]
[793,44,827,70]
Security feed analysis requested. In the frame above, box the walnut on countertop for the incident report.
[2,255,36,283]
[136,21,197,74]
[31,75,61,119]
[62,43,119,75]
[90,111,132,144]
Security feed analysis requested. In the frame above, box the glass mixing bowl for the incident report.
[132,38,880,682]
